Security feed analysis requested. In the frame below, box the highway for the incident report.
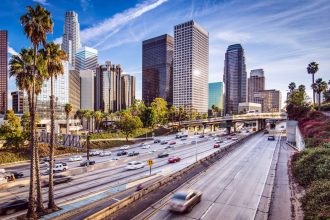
[0,130,250,219]
[137,127,280,220]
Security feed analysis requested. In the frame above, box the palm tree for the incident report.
[65,104,73,134]
[298,85,306,92]
[94,111,102,133]
[307,62,319,105]
[288,82,296,93]
[20,4,53,217]
[83,110,93,133]
[312,78,328,110]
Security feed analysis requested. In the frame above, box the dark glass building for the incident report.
[142,34,173,105]
[0,30,7,113]
[223,44,247,115]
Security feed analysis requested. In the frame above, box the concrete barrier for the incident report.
[85,132,260,220]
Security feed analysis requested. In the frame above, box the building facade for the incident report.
[223,44,247,115]
[0,30,7,113]
[61,11,81,66]
[121,74,135,109]
[69,69,80,113]
[96,62,122,113]
[142,34,173,105]
[248,69,265,102]
[80,69,95,110]
[75,46,98,71]
[238,102,262,114]
[173,20,209,113]
[253,89,281,112]
[11,91,24,114]
[208,82,224,115]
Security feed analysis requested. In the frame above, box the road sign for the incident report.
[147,159,153,166]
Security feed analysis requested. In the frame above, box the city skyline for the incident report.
[2,0,330,108]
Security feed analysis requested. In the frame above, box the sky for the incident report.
[1,0,330,108]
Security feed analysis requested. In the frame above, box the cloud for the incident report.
[8,46,18,56]
[80,0,92,12]
[80,0,168,47]
[32,0,49,5]
[216,31,251,43]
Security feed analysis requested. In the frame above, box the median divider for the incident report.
[85,131,261,220]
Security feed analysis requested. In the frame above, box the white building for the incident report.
[80,69,95,110]
[75,46,98,71]
[61,11,81,66]
[238,102,262,114]
[173,20,209,113]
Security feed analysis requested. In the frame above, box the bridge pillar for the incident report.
[233,122,237,133]
[194,126,198,132]
[210,124,215,132]
[225,120,232,134]
[202,124,205,134]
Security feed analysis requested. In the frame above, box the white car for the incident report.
[69,155,83,162]
[120,145,130,150]
[126,161,145,170]
[149,149,158,153]
[111,157,119,161]
[141,144,151,149]
[90,150,101,156]
[100,151,112,157]
[47,163,68,172]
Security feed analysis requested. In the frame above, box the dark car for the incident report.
[128,151,139,157]
[9,171,24,179]
[268,136,275,141]
[160,140,168,145]
[42,157,55,163]
[43,174,72,187]
[80,160,96,167]
[158,152,169,158]
[154,139,161,143]
[199,135,205,138]
[264,130,269,134]
[117,150,128,156]
[0,199,28,215]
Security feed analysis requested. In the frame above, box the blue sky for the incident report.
[2,0,330,107]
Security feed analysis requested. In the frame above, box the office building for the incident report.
[223,44,247,115]
[208,82,224,115]
[173,20,209,113]
[248,69,265,102]
[121,74,136,109]
[11,91,24,114]
[238,102,262,114]
[142,34,173,105]
[253,89,281,112]
[69,69,80,113]
[62,11,81,66]
[96,62,122,113]
[75,46,98,71]
[80,69,95,110]
[0,30,7,113]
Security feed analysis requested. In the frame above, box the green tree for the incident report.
[150,98,168,125]
[94,111,102,133]
[286,84,310,120]
[307,62,319,106]
[312,78,328,110]
[116,111,143,141]
[141,107,157,128]
[0,110,25,149]
[288,82,296,92]
[83,110,93,133]
[130,99,146,117]
[64,104,73,134]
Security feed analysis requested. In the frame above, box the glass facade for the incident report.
[75,46,98,71]
[208,82,223,111]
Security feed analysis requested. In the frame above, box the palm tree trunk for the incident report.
[66,115,69,135]
[312,74,315,106]
[319,92,321,110]
[48,75,58,210]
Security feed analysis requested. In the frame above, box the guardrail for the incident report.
[85,131,260,220]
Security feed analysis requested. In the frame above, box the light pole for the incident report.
[195,136,198,162]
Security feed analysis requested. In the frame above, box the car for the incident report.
[268,136,275,141]
[154,139,161,143]
[246,130,250,133]
[128,151,140,157]
[141,145,151,149]
[148,149,158,153]
[164,145,174,149]
[191,140,197,144]
[230,133,236,136]
[111,157,119,161]
[47,163,68,172]
[215,139,223,143]
[281,125,285,128]
[175,134,182,139]
[69,155,83,162]
[264,130,269,134]
[232,137,238,141]
[80,160,95,166]
[158,151,169,158]
[199,135,205,138]
[89,150,101,156]
[0,168,5,174]
[100,151,112,157]
[214,143,220,148]
[182,134,188,138]
[126,161,145,170]
[181,137,187,141]
[227,136,232,140]
[160,140,168,145]
[169,141,176,145]
[120,145,130,150]
[0,199,28,215]
[168,156,181,163]
[7,171,24,179]
[43,174,72,187]
[168,190,202,213]
[117,150,128,156]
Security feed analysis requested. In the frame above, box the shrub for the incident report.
[302,180,330,220]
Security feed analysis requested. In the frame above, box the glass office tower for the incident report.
[208,82,224,113]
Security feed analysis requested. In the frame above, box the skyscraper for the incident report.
[121,74,136,109]
[253,89,281,112]
[69,69,80,114]
[0,30,8,113]
[142,34,173,105]
[248,69,265,102]
[95,61,122,113]
[11,91,24,114]
[223,44,247,115]
[173,20,209,113]
[75,46,98,71]
[80,69,95,110]
[208,82,224,115]
[62,11,81,66]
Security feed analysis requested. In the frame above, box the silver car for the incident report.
[168,190,202,213]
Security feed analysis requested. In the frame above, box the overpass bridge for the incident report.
[169,112,287,133]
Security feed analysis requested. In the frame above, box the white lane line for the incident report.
[112,197,120,201]
[201,203,215,219]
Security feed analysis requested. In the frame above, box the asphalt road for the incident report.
[141,130,279,220]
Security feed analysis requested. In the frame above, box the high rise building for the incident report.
[80,69,95,110]
[11,91,24,114]
[173,20,209,113]
[142,34,173,105]
[75,46,98,71]
[0,30,8,113]
[95,61,122,113]
[223,44,247,115]
[248,69,265,102]
[69,69,80,113]
[121,74,136,109]
[208,82,224,115]
[62,11,81,66]
[253,89,281,112]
